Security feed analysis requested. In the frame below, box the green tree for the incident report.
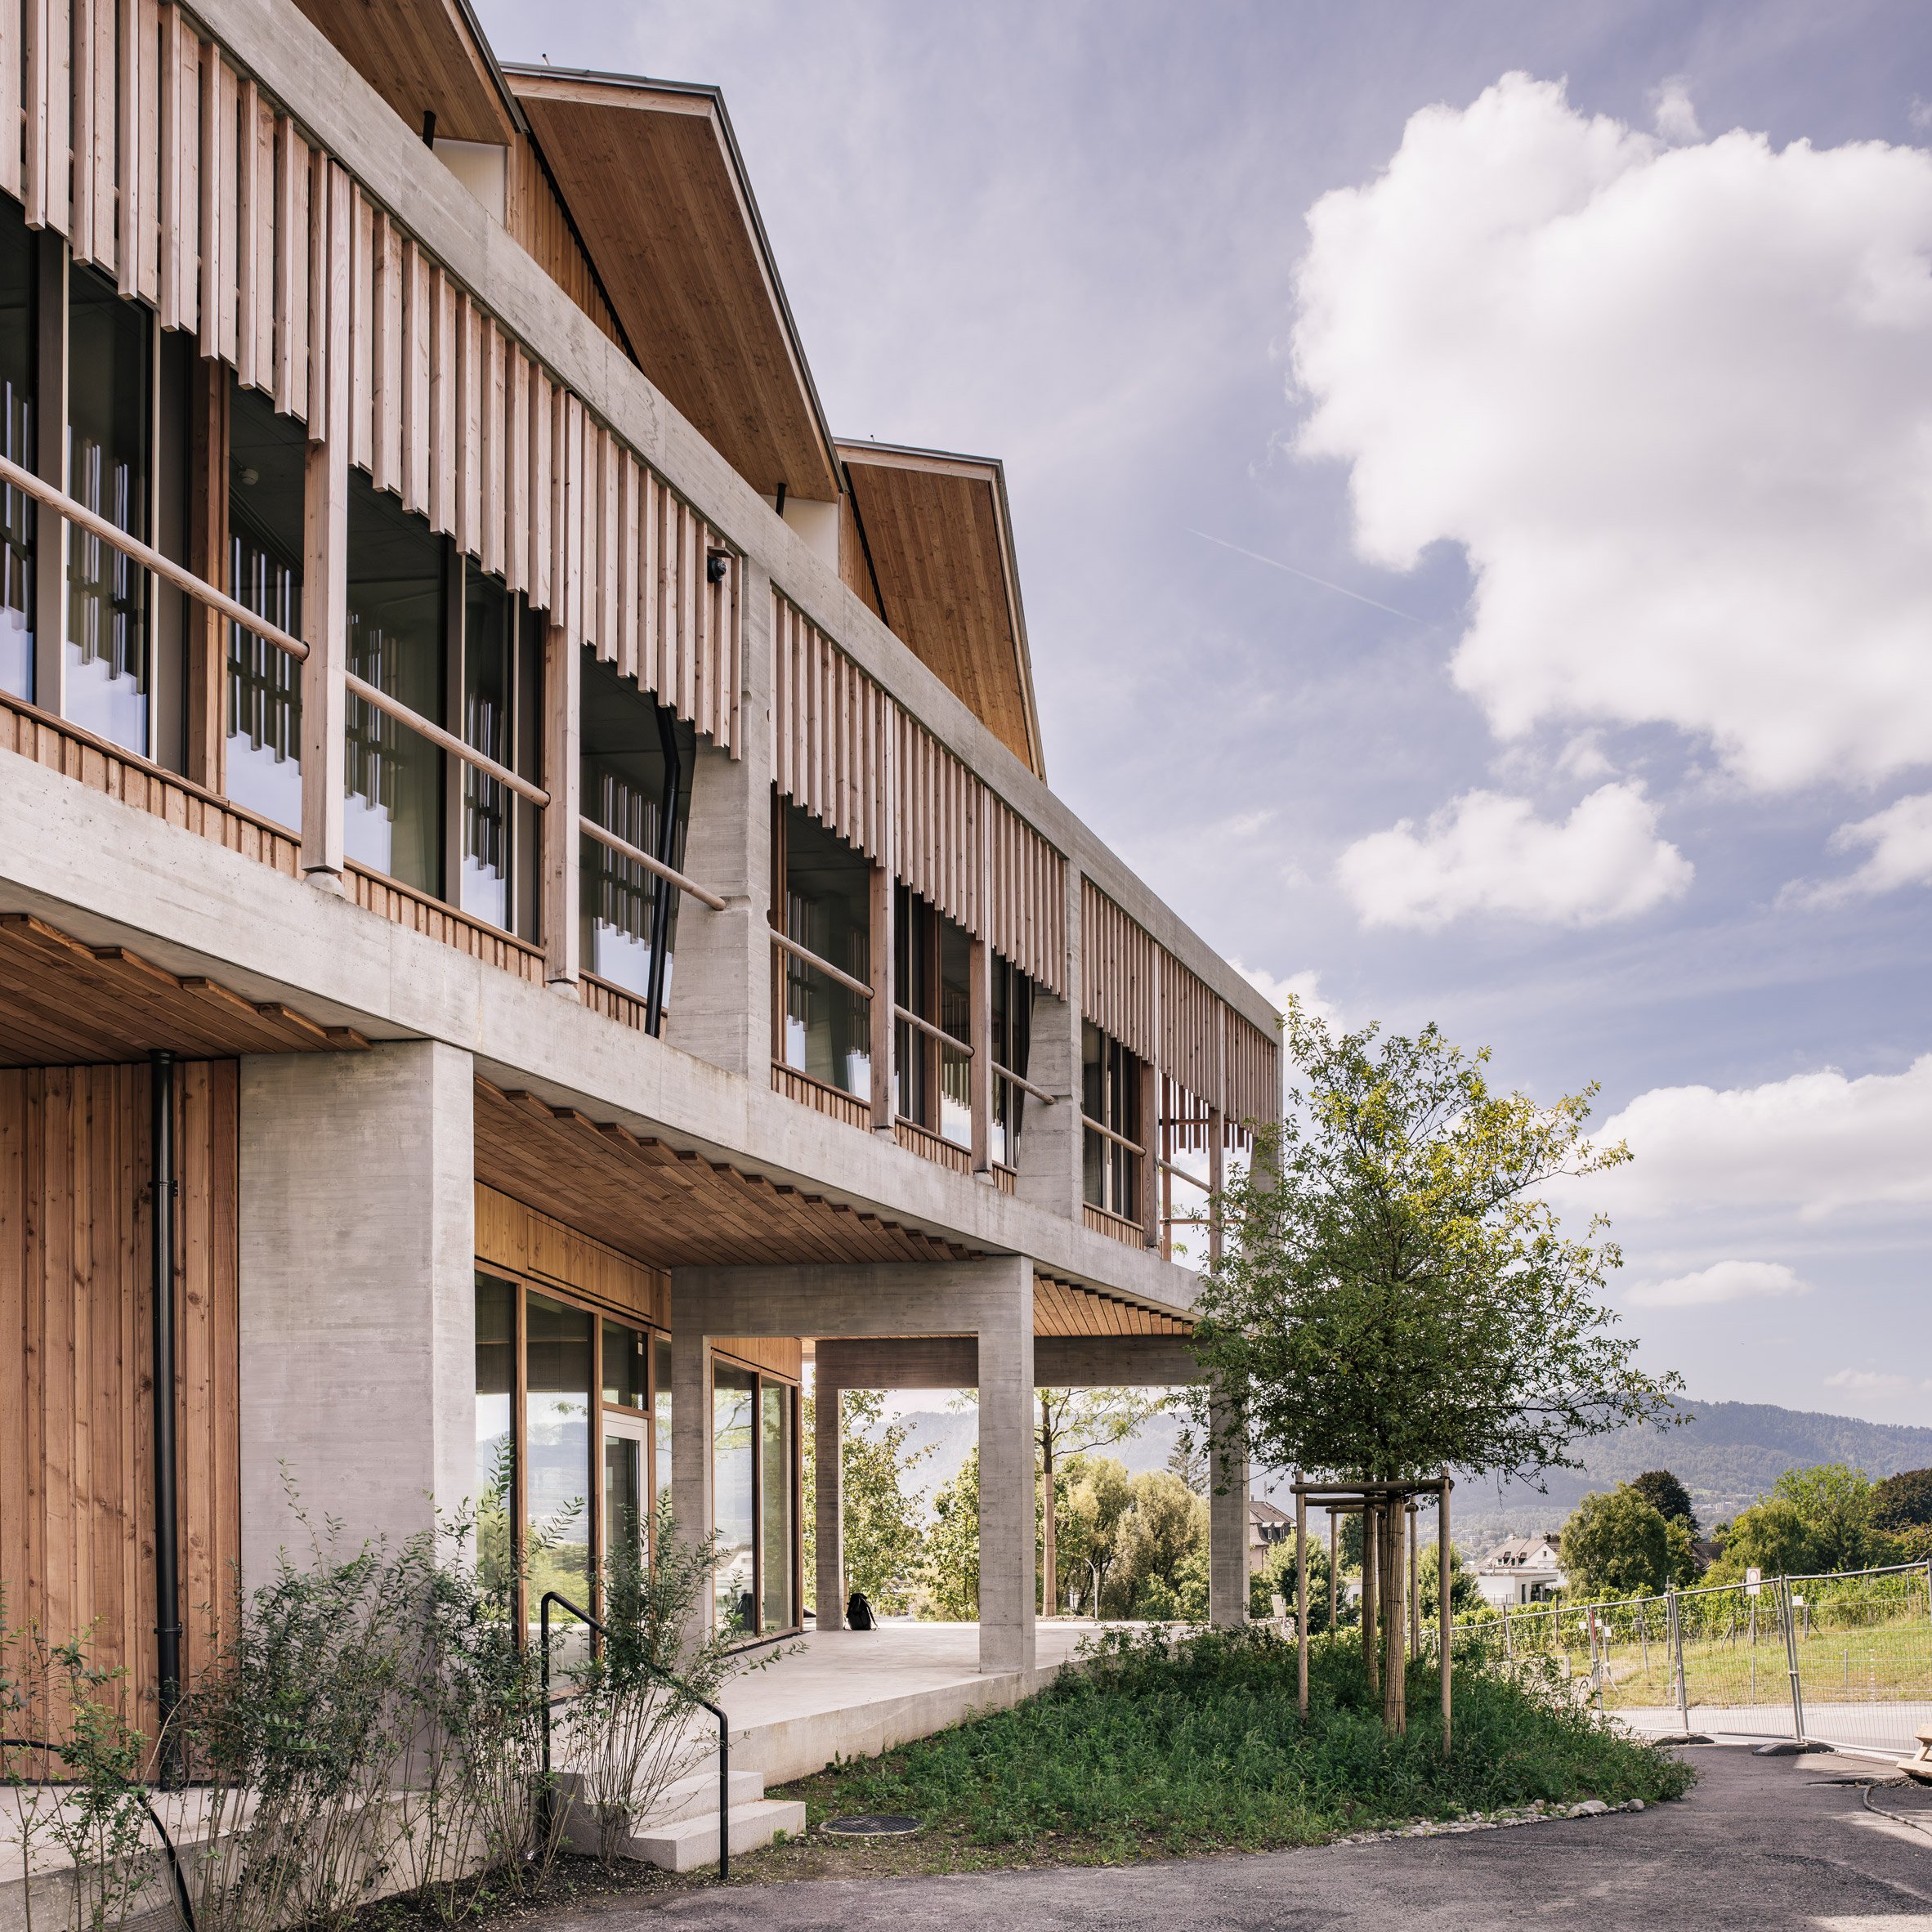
[1630,1469,1699,1536]
[1190,1002,1680,1489]
[1057,1455,1134,1616]
[1036,1388,1174,1616]
[802,1386,934,1616]
[1561,1485,1688,1598]
[1250,1532,1338,1626]
[1769,1463,1873,1572]
[1706,1496,1825,1582]
[1107,1471,1209,1621]
[1871,1467,1932,1533]
[920,1447,982,1621]
[1415,1536,1486,1620]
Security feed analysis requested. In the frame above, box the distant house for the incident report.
[1250,1496,1294,1573]
[1475,1532,1566,1606]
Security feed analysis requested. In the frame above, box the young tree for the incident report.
[1415,1536,1486,1621]
[1036,1388,1174,1616]
[1057,1455,1134,1616]
[1166,1428,1210,1494]
[1191,1001,1681,1486]
[802,1387,935,1615]
[1630,1469,1699,1536]
[1562,1485,1693,1598]
[1706,1496,1825,1582]
[919,1448,982,1621]
[1769,1463,1874,1572]
[1107,1471,1210,1621]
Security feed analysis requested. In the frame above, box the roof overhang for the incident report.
[288,0,523,145]
[838,441,1046,779]
[505,66,842,503]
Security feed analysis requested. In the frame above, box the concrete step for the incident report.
[557,1769,765,1854]
[624,1797,807,1873]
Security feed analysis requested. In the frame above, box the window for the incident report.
[524,1291,593,1622]
[777,801,871,1098]
[0,199,34,701]
[65,262,149,752]
[1083,1020,1142,1219]
[474,1274,517,1597]
[459,566,541,933]
[760,1382,795,1632]
[581,651,695,1008]
[895,885,971,1142]
[990,956,1034,1169]
[713,1364,757,1634]
[226,383,304,827]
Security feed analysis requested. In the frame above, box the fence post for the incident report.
[1780,1578,1808,1746]
[1502,1603,1513,1663]
[1666,1585,1688,1734]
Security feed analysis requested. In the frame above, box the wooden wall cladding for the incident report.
[0,1062,240,1730]
[713,1335,802,1381]
[2,0,740,754]
[474,1182,669,1328]
[771,592,1066,994]
[1080,879,1279,1147]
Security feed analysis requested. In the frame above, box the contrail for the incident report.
[1187,527,1433,626]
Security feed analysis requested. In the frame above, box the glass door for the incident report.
[603,1411,647,1565]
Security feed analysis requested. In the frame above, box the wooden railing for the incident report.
[1084,1201,1147,1247]
[771,1062,871,1131]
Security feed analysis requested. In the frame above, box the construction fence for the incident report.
[1443,1560,1932,1760]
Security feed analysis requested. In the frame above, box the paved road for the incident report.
[541,1745,1932,1932]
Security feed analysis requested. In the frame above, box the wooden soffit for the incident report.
[476,1080,979,1270]
[505,68,841,504]
[1034,1272,1192,1339]
[839,442,1046,778]
[289,0,520,146]
[0,915,369,1065]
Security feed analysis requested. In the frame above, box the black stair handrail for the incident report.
[537,1591,734,1882]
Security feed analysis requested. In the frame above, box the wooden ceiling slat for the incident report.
[289,0,515,145]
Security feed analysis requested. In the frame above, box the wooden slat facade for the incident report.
[0,1062,239,1728]
[474,1182,669,1328]
[771,592,1066,995]
[771,1062,870,1133]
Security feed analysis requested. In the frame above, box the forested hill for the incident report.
[882,1398,1932,1539]
[1449,1399,1932,1536]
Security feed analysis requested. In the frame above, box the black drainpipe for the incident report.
[150,1050,183,1779]
[643,706,682,1037]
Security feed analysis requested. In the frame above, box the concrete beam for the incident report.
[237,1042,475,1585]
[816,1335,1201,1391]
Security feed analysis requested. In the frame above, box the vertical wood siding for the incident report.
[0,1062,240,1735]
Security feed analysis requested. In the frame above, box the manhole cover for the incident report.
[822,1814,921,1838]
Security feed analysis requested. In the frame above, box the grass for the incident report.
[748,1624,1694,1875]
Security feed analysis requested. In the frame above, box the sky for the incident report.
[474,0,1932,1429]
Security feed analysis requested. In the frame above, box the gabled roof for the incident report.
[839,441,1047,779]
[504,66,843,504]
[289,0,522,145]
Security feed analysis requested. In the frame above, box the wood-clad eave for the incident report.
[500,65,842,504]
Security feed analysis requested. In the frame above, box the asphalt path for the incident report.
[537,1744,1932,1932]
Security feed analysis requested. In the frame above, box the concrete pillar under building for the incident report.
[814,1375,843,1630]
[1208,1386,1250,1629]
[974,1256,1037,1675]
[237,1041,476,1588]
[669,1308,714,1644]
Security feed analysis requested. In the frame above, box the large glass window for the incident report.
[65,262,149,752]
[0,201,34,701]
[780,801,871,1098]
[345,476,445,891]
[1084,1019,1142,1219]
[581,650,694,1008]
[474,1274,517,1596]
[895,887,972,1139]
[654,1334,673,1523]
[459,566,541,934]
[990,957,1034,1169]
[760,1383,794,1632]
[937,916,972,1149]
[524,1291,593,1621]
[226,384,305,826]
[713,1365,757,1635]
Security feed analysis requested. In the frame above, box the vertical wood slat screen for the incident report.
[1082,879,1281,1143]
[2,1,743,754]
[771,591,1065,994]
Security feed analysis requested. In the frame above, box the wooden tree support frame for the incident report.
[1290,1474,1455,1758]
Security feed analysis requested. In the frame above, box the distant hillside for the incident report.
[874,1398,1932,1541]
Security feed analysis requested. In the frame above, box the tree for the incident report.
[1107,1471,1209,1621]
[1035,1388,1174,1617]
[1190,1002,1681,1491]
[1871,1468,1932,1534]
[1415,1537,1486,1621]
[920,1447,982,1621]
[802,1387,934,1615]
[1768,1463,1873,1572]
[1707,1496,1824,1582]
[1250,1533,1338,1626]
[1166,1428,1210,1493]
[1630,1469,1699,1536]
[1561,1486,1690,1598]
[1058,1455,1134,1615]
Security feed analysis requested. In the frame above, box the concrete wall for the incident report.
[237,1042,476,1582]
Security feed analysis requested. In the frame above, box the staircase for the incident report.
[559,1766,807,1873]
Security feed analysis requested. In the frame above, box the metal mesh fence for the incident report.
[1443,1559,1931,1758]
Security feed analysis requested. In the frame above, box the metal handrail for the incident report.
[538,1591,734,1881]
[582,816,727,910]
[769,927,873,998]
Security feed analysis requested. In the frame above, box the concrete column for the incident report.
[669,1309,714,1640]
[1208,1386,1250,1630]
[814,1377,843,1630]
[975,1255,1036,1675]
[662,561,774,1078]
[238,1041,474,1585]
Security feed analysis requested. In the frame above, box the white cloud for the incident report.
[1292,73,1932,794]
[1626,1259,1806,1307]
[1801,791,1932,902]
[1651,77,1703,145]
[1233,962,1337,1027]
[1824,1366,1930,1393]
[1589,1054,1932,1220]
[1335,782,1691,928]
